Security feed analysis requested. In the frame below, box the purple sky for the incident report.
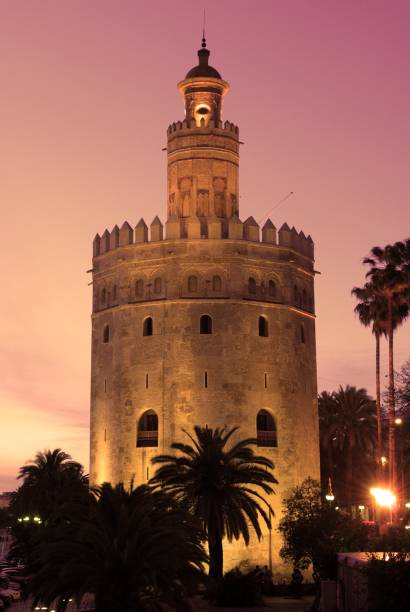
[1,0,409,490]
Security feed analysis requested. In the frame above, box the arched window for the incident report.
[200,314,212,334]
[135,279,144,297]
[143,317,153,336]
[300,324,306,344]
[188,275,198,292]
[212,275,222,291]
[103,325,110,343]
[137,410,158,447]
[154,277,162,294]
[248,277,257,294]
[257,409,277,447]
[268,280,276,298]
[101,288,106,305]
[259,316,269,337]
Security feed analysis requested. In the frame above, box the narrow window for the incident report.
[146,467,149,481]
[212,275,222,291]
[300,324,306,344]
[259,316,269,337]
[264,373,267,389]
[154,278,162,294]
[135,279,144,297]
[200,314,213,334]
[257,409,277,447]
[268,280,276,297]
[188,275,198,292]
[204,371,208,388]
[104,428,106,442]
[248,277,257,294]
[145,373,149,389]
[101,288,106,305]
[103,325,110,343]
[143,317,153,336]
[113,285,117,300]
[104,379,107,393]
[137,410,158,447]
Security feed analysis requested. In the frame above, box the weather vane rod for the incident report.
[202,8,206,47]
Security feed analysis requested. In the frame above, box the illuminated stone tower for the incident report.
[90,40,320,573]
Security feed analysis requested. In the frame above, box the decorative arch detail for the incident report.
[137,410,158,447]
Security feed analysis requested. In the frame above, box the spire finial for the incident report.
[201,8,207,48]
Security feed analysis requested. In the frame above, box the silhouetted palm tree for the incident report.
[318,391,338,484]
[364,245,409,488]
[352,283,388,476]
[11,449,88,523]
[27,483,206,612]
[321,386,376,508]
[150,425,277,579]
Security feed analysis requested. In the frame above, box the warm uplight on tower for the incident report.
[380,456,387,466]
[370,487,396,508]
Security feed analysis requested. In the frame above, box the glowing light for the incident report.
[405,525,410,530]
[405,502,410,509]
[381,456,387,466]
[23,516,30,521]
[395,417,403,425]
[358,505,365,510]
[325,477,335,502]
[370,488,397,507]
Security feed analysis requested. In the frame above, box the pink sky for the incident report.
[1,0,409,491]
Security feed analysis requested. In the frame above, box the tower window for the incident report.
[137,410,158,447]
[259,316,269,337]
[101,288,106,305]
[188,275,198,292]
[264,373,268,389]
[268,280,276,298]
[248,277,257,294]
[103,325,110,343]
[154,278,162,294]
[212,275,222,292]
[257,409,277,447]
[300,324,306,344]
[200,314,213,334]
[204,371,208,388]
[143,317,153,336]
[145,373,149,389]
[135,279,144,297]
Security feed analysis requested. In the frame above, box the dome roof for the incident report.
[185,43,222,80]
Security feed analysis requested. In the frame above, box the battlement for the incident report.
[167,119,239,137]
[92,216,314,259]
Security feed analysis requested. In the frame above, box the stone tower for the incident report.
[90,40,320,572]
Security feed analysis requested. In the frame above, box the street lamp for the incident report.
[370,487,397,523]
[325,477,335,502]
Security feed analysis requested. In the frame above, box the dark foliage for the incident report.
[25,483,207,612]
[366,553,410,612]
[214,568,263,608]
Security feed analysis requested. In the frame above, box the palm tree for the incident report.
[150,425,277,579]
[321,386,376,508]
[318,391,337,484]
[11,449,88,522]
[364,245,409,488]
[26,483,206,612]
[352,283,388,477]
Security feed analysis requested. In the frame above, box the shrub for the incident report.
[215,568,263,607]
[366,553,410,612]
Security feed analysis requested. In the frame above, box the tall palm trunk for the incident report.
[387,294,397,490]
[375,331,383,479]
[208,529,223,579]
[345,440,353,511]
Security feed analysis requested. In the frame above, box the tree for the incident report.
[352,282,388,476]
[397,358,410,416]
[364,244,410,488]
[26,483,206,612]
[278,478,369,610]
[319,387,376,508]
[9,449,89,565]
[150,425,277,579]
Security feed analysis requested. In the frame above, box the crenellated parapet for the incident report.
[92,216,314,259]
[167,119,239,137]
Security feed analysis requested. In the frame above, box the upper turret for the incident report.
[185,37,222,79]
